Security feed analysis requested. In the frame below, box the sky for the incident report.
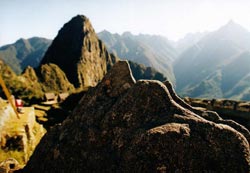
[1,0,250,46]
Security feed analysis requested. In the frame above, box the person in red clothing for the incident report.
[15,98,23,113]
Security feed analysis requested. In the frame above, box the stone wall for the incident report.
[185,97,250,128]
[0,104,15,146]
[0,102,46,166]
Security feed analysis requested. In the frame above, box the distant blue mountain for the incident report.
[174,20,250,100]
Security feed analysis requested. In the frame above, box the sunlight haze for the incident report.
[1,0,250,45]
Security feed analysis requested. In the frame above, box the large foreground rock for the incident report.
[22,61,250,172]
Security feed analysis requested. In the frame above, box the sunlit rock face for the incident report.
[41,15,117,89]
[22,61,250,173]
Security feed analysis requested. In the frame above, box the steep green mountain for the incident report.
[98,30,176,82]
[0,60,43,102]
[0,36,75,99]
[174,20,250,100]
[2,17,250,101]
[41,15,118,89]
[0,15,167,100]
[0,37,51,74]
[37,63,75,92]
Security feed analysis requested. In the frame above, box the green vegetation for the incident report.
[0,60,43,104]
[1,19,250,101]
[0,37,51,74]
[0,60,75,105]
[39,63,75,93]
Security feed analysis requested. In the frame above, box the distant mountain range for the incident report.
[174,20,250,100]
[98,30,177,82]
[174,32,208,54]
[0,15,167,102]
[98,21,250,101]
[128,61,167,81]
[1,18,250,101]
[0,37,51,74]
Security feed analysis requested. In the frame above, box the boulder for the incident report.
[22,61,250,172]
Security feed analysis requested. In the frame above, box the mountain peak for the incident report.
[75,14,88,20]
[98,30,113,36]
[203,19,250,50]
[41,15,117,88]
[122,31,133,37]
[227,19,236,25]
[15,38,27,44]
[15,38,31,48]
[219,20,247,34]
[57,14,94,36]
[68,14,89,24]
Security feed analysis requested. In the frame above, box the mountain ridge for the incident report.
[0,15,249,172]
[98,30,176,83]
[0,15,168,102]
[1,19,250,100]
[0,37,51,74]
[41,15,118,89]
[174,21,250,100]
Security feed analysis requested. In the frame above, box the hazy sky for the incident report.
[1,0,250,46]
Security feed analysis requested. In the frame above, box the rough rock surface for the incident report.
[22,61,250,172]
[164,80,250,144]
[41,15,117,88]
[0,158,19,173]
[0,104,45,168]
